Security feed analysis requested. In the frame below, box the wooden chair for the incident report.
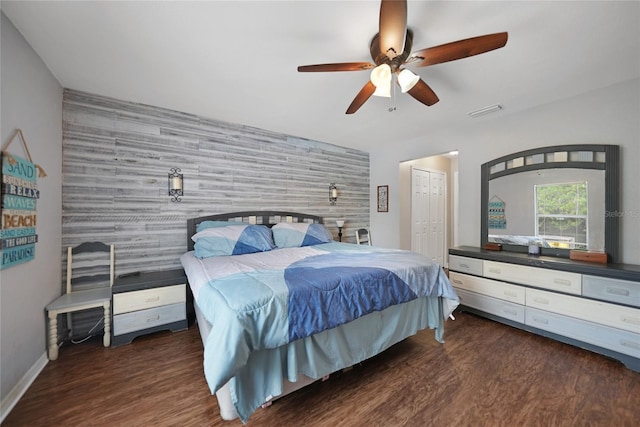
[45,242,114,360]
[356,228,371,245]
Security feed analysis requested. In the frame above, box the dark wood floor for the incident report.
[4,310,639,427]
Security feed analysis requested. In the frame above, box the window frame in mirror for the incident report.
[480,144,619,262]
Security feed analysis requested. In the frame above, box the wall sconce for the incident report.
[168,168,183,202]
[336,220,345,242]
[329,183,338,205]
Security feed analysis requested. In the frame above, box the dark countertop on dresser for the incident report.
[450,246,640,282]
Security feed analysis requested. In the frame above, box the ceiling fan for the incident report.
[297,0,508,114]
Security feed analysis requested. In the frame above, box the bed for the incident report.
[180,211,459,423]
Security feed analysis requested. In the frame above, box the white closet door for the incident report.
[430,171,445,265]
[411,167,446,265]
[411,167,429,256]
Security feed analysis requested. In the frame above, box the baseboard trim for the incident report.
[0,351,48,423]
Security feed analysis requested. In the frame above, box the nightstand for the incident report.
[111,268,188,346]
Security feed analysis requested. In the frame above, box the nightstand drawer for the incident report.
[113,284,185,315]
[113,303,186,336]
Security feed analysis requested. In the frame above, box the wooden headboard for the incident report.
[186,211,324,251]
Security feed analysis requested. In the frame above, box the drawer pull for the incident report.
[503,308,518,316]
[620,340,640,351]
[146,315,161,323]
[452,279,463,285]
[503,290,517,297]
[532,316,549,325]
[553,278,571,286]
[621,316,640,326]
[533,297,550,305]
[459,263,470,269]
[145,296,160,303]
[488,268,501,274]
[606,287,630,296]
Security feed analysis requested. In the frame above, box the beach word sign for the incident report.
[1,153,39,269]
[488,196,507,229]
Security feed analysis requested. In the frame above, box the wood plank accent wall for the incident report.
[62,89,370,279]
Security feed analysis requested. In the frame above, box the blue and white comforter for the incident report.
[182,243,459,395]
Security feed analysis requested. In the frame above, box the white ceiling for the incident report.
[2,1,639,152]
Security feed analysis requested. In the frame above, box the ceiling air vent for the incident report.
[468,104,503,118]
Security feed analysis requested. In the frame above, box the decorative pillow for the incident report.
[272,222,333,248]
[192,225,275,258]
[196,220,245,232]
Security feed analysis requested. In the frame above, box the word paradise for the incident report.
[1,153,39,269]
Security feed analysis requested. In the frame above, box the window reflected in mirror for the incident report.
[535,181,588,250]
[488,169,603,251]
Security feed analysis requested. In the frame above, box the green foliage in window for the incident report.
[536,182,588,249]
[537,182,587,215]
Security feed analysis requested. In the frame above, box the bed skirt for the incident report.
[194,295,446,421]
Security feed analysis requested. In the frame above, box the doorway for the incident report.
[399,152,458,267]
[411,167,446,264]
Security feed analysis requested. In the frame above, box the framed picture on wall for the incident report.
[377,185,388,212]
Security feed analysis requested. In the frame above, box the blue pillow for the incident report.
[192,225,275,258]
[196,220,245,232]
[272,222,333,248]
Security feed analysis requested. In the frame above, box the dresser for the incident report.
[112,269,188,346]
[449,246,640,371]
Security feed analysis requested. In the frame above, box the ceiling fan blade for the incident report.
[406,79,439,106]
[298,63,375,72]
[379,0,407,59]
[411,32,508,67]
[346,81,376,114]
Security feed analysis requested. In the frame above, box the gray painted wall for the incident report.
[62,89,370,276]
[1,12,63,406]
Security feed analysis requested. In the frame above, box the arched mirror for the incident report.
[480,144,619,262]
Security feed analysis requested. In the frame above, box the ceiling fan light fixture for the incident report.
[370,64,392,97]
[397,69,419,93]
[372,83,391,97]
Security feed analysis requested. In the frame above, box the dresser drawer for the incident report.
[449,255,483,276]
[113,284,185,315]
[456,288,525,323]
[526,307,640,358]
[526,288,640,334]
[113,302,186,336]
[583,275,640,308]
[484,260,581,295]
[450,272,525,305]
